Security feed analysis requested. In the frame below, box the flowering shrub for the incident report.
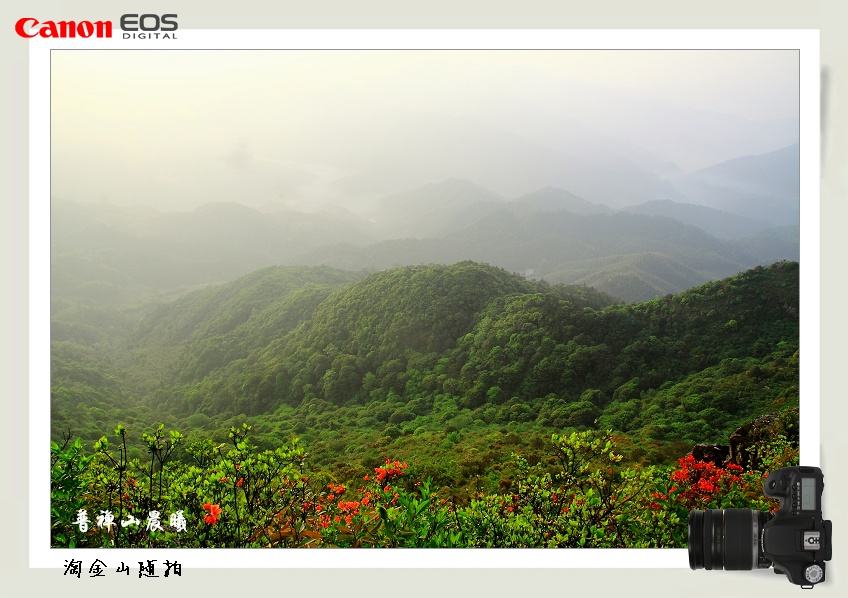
[52,422,799,548]
[373,459,407,483]
[460,430,677,548]
[650,455,744,512]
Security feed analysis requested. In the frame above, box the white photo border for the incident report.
[31,28,820,569]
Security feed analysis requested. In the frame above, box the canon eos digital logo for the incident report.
[120,14,178,39]
[15,14,178,40]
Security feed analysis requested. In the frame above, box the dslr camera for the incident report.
[688,466,832,587]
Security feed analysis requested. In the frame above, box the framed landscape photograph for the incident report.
[32,28,819,569]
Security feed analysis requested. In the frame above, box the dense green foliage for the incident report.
[51,417,798,548]
[52,260,799,498]
[169,261,797,439]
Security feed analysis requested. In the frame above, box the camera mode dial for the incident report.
[804,564,823,584]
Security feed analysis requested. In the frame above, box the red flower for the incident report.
[203,502,222,525]
[373,458,408,484]
[236,478,244,487]
[662,454,751,510]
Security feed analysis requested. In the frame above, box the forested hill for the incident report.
[122,265,366,392]
[158,262,613,414]
[135,261,800,448]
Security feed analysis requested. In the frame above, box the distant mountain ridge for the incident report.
[52,140,800,307]
[670,143,799,226]
[620,199,773,240]
[512,187,612,215]
[293,207,798,303]
[366,179,506,239]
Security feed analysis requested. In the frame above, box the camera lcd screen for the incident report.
[802,477,817,511]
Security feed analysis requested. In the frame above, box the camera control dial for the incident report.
[803,564,823,584]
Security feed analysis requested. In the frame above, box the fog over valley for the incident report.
[51,50,800,304]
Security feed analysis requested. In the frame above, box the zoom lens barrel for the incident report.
[688,509,770,571]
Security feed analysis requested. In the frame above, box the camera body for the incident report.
[761,466,832,586]
[688,466,832,587]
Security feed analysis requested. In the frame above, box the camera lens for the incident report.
[688,509,770,570]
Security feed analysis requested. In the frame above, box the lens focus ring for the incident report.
[688,509,765,571]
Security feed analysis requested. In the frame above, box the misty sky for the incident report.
[51,50,799,211]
